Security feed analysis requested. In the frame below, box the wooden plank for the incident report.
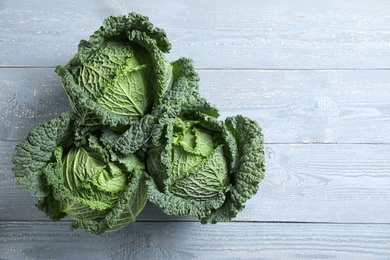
[2,68,389,144]
[246,144,390,223]
[1,0,389,69]
[0,68,71,141]
[1,221,389,259]
[199,69,390,144]
[3,142,390,223]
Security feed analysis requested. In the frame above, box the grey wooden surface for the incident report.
[1,0,390,259]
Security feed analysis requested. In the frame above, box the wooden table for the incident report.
[1,0,390,259]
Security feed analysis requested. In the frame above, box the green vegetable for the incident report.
[12,112,147,234]
[12,12,265,234]
[146,113,265,223]
[43,138,147,234]
[55,13,173,128]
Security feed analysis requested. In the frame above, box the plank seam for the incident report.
[0,66,389,71]
[1,220,390,225]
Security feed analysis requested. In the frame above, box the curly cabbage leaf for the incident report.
[12,112,75,199]
[201,115,266,223]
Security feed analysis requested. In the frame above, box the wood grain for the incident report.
[0,68,71,141]
[1,222,390,259]
[198,69,390,144]
[3,142,390,223]
[1,0,389,258]
[1,68,389,143]
[1,0,389,69]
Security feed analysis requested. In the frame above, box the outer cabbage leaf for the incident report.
[12,112,75,200]
[201,115,266,223]
[163,57,219,118]
[55,12,173,128]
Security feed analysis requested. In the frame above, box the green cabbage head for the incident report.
[146,114,265,223]
[55,13,173,129]
[44,141,147,234]
[12,112,148,234]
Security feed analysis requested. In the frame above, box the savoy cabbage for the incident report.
[12,12,265,234]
